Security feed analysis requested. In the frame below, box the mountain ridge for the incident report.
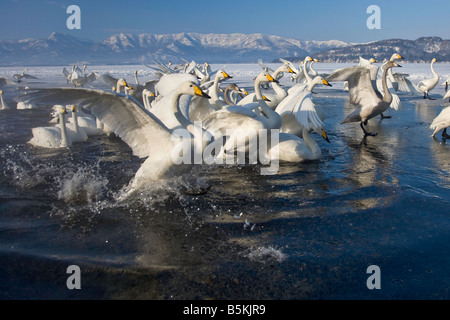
[0,32,448,66]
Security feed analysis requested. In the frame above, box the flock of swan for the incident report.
[1,54,449,196]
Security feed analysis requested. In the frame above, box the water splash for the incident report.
[246,246,287,264]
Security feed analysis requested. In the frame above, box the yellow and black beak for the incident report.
[266,74,279,83]
[71,105,76,112]
[263,95,271,102]
[288,67,296,74]
[222,71,232,79]
[194,85,211,99]
[322,130,330,143]
[322,79,332,87]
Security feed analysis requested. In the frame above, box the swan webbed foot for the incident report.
[442,128,450,139]
[380,113,391,119]
[360,122,377,137]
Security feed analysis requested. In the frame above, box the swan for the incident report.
[238,63,296,109]
[309,58,319,77]
[13,68,37,83]
[71,65,98,88]
[275,76,332,137]
[416,58,440,100]
[430,91,450,138]
[20,81,213,196]
[326,61,401,136]
[0,90,11,110]
[291,56,314,83]
[269,128,329,162]
[375,60,402,117]
[142,89,155,111]
[201,69,233,109]
[66,105,103,136]
[28,105,72,148]
[66,105,88,142]
[223,83,247,105]
[202,72,282,157]
[442,78,450,93]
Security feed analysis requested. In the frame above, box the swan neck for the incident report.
[172,91,194,134]
[0,95,6,110]
[381,66,393,104]
[72,111,79,132]
[302,127,320,158]
[224,87,233,105]
[431,60,438,77]
[59,113,69,147]
[255,78,282,129]
[303,60,312,83]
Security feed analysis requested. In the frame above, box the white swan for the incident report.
[66,105,88,142]
[416,58,440,100]
[66,105,103,137]
[142,89,155,111]
[223,83,247,105]
[269,128,329,162]
[0,90,10,110]
[291,56,314,83]
[21,81,213,196]
[238,63,296,109]
[71,65,98,88]
[13,68,37,83]
[202,72,282,156]
[28,106,72,148]
[326,61,401,136]
[309,58,319,77]
[430,91,450,138]
[275,76,332,138]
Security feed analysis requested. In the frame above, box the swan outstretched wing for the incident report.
[296,93,324,132]
[21,88,172,158]
[327,67,380,108]
[100,73,119,87]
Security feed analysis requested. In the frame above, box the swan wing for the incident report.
[0,77,18,87]
[276,84,307,117]
[295,92,324,131]
[327,67,380,108]
[100,73,119,87]
[20,88,172,159]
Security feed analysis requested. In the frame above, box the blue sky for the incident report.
[1,0,449,43]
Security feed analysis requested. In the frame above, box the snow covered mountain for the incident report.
[1,32,447,66]
[0,32,351,66]
[310,37,450,63]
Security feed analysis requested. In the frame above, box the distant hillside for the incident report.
[286,37,450,63]
[0,32,350,66]
[1,33,448,66]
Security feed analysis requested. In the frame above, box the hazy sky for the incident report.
[1,0,449,43]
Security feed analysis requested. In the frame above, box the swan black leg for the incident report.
[360,121,377,137]
[427,93,436,100]
[443,128,450,139]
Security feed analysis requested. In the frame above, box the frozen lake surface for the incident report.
[0,62,450,300]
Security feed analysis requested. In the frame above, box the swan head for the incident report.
[391,53,403,60]
[0,90,3,95]
[305,56,313,62]
[386,61,402,69]
[218,70,232,80]
[257,72,279,84]
[181,81,211,99]
[369,58,377,63]
[313,58,319,62]
[432,58,437,63]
